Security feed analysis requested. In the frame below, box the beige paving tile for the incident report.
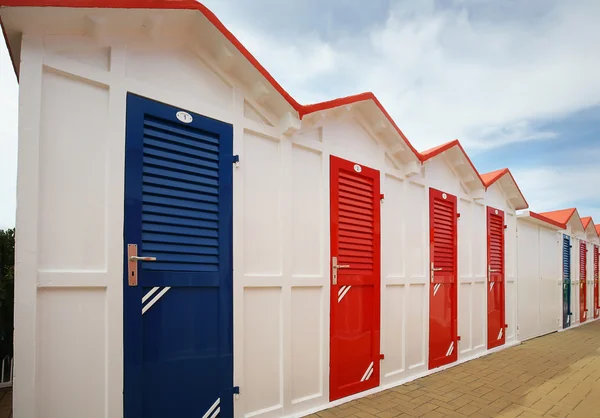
[313,320,600,418]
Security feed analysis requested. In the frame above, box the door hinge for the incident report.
[232,386,240,395]
[456,213,461,219]
[232,155,240,167]
[379,354,385,360]
[380,193,385,203]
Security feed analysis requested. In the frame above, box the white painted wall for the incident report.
[516,219,561,341]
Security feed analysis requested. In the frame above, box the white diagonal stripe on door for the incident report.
[360,361,374,382]
[142,287,160,304]
[446,341,454,357]
[202,398,220,418]
[338,286,351,303]
[142,286,171,315]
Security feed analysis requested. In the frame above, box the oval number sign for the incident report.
[176,111,193,124]
[354,164,362,173]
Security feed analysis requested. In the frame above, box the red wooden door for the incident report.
[580,241,587,323]
[487,207,506,349]
[329,155,381,401]
[594,245,599,319]
[428,188,458,370]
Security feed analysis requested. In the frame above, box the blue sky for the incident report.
[1,0,600,229]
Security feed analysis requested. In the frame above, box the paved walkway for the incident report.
[310,321,600,418]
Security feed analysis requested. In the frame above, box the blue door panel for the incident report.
[124,93,233,418]
[563,234,571,328]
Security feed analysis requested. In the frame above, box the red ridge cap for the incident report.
[596,225,600,236]
[529,211,567,229]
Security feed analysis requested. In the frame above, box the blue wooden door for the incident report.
[563,234,571,328]
[123,93,234,418]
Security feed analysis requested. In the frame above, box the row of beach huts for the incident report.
[1,1,598,418]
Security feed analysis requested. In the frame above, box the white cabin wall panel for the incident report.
[382,284,406,380]
[291,144,323,277]
[539,228,560,334]
[382,175,405,278]
[406,283,427,371]
[572,239,580,325]
[505,213,518,342]
[44,34,111,71]
[516,220,540,341]
[422,158,469,200]
[470,202,486,352]
[37,69,109,271]
[125,45,233,110]
[290,287,323,403]
[243,132,282,275]
[405,181,428,279]
[243,288,283,416]
[36,288,106,418]
[381,175,406,382]
[322,118,382,170]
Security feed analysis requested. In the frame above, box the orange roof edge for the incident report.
[420,139,486,188]
[528,211,567,230]
[538,208,587,231]
[596,225,600,236]
[480,168,529,210]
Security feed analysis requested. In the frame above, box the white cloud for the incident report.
[205,0,600,151]
[511,165,600,220]
[0,35,18,229]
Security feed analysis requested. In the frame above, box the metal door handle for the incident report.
[127,244,157,287]
[130,256,157,262]
[489,269,499,273]
[332,257,350,285]
[432,267,443,271]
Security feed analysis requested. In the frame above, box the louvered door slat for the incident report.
[141,116,220,274]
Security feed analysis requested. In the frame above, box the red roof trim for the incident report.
[529,211,566,229]
[539,208,577,227]
[0,0,423,160]
[596,225,600,236]
[420,139,486,188]
[480,168,529,209]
